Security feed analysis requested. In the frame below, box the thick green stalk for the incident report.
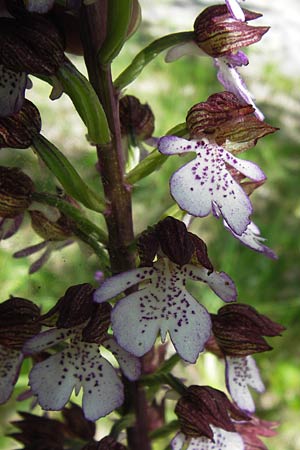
[79,2,151,449]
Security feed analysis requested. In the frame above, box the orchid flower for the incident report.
[225,355,265,413]
[158,136,266,236]
[23,327,141,420]
[165,5,268,120]
[94,257,236,364]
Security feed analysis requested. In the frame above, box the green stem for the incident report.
[79,2,151,449]
[114,31,194,91]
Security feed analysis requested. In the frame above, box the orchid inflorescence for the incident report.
[0,0,284,449]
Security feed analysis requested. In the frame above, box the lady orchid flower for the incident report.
[158,136,266,236]
[171,385,248,450]
[212,303,285,412]
[23,284,141,420]
[165,5,268,120]
[94,257,236,364]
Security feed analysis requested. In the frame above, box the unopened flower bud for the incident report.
[193,5,269,58]
[82,436,127,450]
[186,92,277,151]
[175,385,248,439]
[138,216,214,270]
[0,166,34,217]
[11,412,66,449]
[0,297,40,350]
[82,303,112,344]
[29,209,74,241]
[212,303,285,357]
[0,15,65,76]
[0,99,41,148]
[119,95,154,140]
[62,403,95,441]
[187,91,253,137]
[42,283,96,328]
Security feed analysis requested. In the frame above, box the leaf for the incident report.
[56,60,111,144]
[99,0,133,64]
[32,134,105,213]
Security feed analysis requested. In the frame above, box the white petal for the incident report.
[216,59,264,121]
[29,349,77,410]
[94,267,154,303]
[102,337,141,381]
[225,0,245,21]
[224,220,278,259]
[171,432,186,450]
[111,291,160,357]
[189,426,244,449]
[25,0,55,13]
[185,265,237,303]
[222,149,266,182]
[167,291,211,363]
[23,328,76,354]
[165,41,205,62]
[170,159,212,217]
[158,136,202,156]
[0,346,23,404]
[80,344,124,420]
[0,65,27,117]
[226,355,265,413]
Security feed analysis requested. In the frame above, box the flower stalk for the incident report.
[79,1,151,448]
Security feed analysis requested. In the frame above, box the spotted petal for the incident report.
[29,348,77,410]
[0,345,23,404]
[188,427,244,449]
[158,135,199,155]
[164,290,211,363]
[94,267,154,303]
[0,66,27,117]
[111,290,161,357]
[224,220,278,259]
[23,328,76,355]
[102,337,141,381]
[80,344,124,420]
[171,427,244,450]
[171,432,186,450]
[29,342,124,420]
[225,355,265,413]
[185,265,237,302]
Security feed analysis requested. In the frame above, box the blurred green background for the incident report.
[1,1,299,448]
